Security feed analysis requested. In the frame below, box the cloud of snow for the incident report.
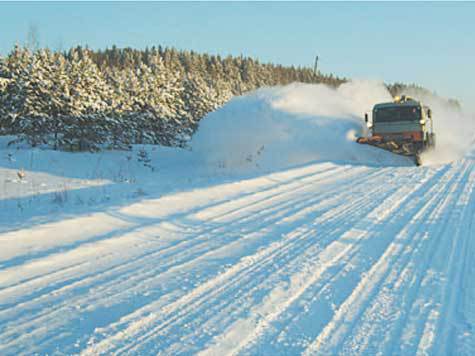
[191,80,413,172]
[397,88,475,165]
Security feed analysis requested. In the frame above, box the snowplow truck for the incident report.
[356,95,436,165]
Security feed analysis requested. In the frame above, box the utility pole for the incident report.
[313,55,319,75]
[26,23,40,52]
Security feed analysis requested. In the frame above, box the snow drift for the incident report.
[192,81,413,171]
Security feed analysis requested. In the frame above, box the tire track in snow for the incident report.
[456,185,475,355]
[0,166,354,330]
[86,166,438,352]
[340,160,473,355]
[0,164,343,286]
[302,162,465,355]
[164,176,409,356]
[199,165,449,356]
[236,166,441,354]
[0,163,351,301]
[3,159,470,356]
[0,167,354,344]
[81,166,402,352]
[0,164,359,307]
[391,160,474,356]
[0,164,384,354]
[427,161,475,355]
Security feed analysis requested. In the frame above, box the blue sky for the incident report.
[1,2,474,110]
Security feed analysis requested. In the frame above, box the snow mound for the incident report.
[192,81,413,172]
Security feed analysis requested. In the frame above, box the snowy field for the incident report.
[0,82,474,355]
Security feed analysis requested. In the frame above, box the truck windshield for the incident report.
[374,106,421,122]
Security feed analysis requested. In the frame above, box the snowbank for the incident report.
[192,81,413,172]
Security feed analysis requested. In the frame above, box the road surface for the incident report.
[0,154,474,355]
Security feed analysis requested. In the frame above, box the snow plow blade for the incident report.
[356,136,422,165]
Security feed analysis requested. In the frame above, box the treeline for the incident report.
[0,45,344,150]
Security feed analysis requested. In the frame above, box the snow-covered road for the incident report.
[1,153,474,355]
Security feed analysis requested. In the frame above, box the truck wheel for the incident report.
[415,154,422,166]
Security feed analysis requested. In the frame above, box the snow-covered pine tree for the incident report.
[64,48,113,150]
[0,55,8,89]
[118,64,147,145]
[48,51,75,149]
[0,47,58,146]
[223,56,244,95]
[0,55,11,135]
[0,46,32,138]
[182,73,220,131]
[142,54,188,146]
[21,49,57,145]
